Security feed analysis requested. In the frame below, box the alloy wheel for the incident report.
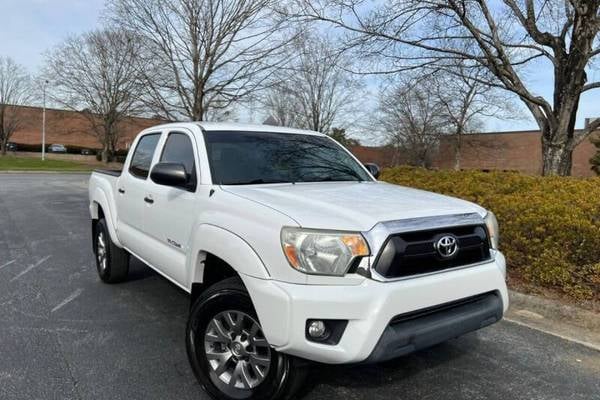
[204,310,271,390]
[97,231,107,271]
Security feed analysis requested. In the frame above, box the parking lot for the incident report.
[0,173,598,400]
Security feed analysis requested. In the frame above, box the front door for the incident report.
[143,129,201,285]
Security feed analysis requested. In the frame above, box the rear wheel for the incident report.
[186,277,306,400]
[94,218,129,283]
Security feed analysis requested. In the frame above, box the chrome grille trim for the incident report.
[359,213,491,282]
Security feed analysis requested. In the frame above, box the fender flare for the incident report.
[186,224,270,288]
[91,188,122,248]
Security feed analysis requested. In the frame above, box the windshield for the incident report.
[204,131,372,185]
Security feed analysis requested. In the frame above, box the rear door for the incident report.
[115,132,162,256]
[143,129,201,285]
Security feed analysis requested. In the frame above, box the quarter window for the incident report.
[129,133,160,179]
[160,132,197,190]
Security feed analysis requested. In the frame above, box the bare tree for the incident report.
[434,65,518,170]
[0,57,31,156]
[262,84,304,128]
[262,32,361,133]
[377,77,449,167]
[107,0,290,121]
[292,0,600,176]
[43,29,146,162]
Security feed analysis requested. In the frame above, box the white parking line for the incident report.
[51,288,83,313]
[10,255,51,282]
[0,260,16,270]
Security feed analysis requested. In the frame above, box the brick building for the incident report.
[5,105,599,176]
[432,130,598,177]
[348,145,398,168]
[350,131,598,177]
[7,105,163,150]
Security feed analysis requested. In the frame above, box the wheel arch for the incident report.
[190,252,239,306]
[187,224,271,292]
[90,187,121,248]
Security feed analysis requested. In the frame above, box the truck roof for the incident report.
[198,122,324,136]
[146,121,325,136]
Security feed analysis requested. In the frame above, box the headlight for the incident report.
[484,211,499,250]
[281,227,370,276]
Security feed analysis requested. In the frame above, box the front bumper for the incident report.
[363,290,503,363]
[242,253,508,364]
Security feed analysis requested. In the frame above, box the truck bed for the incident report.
[93,168,122,177]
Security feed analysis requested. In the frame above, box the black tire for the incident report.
[186,277,307,400]
[94,218,129,283]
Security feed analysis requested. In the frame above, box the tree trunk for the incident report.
[541,135,572,176]
[101,147,110,163]
[540,39,585,177]
[102,120,115,164]
[0,115,6,156]
[101,134,111,163]
[454,133,462,171]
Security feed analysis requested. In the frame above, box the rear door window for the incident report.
[129,133,161,179]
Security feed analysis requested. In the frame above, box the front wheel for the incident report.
[186,277,306,400]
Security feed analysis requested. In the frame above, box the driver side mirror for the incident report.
[150,162,191,189]
[364,163,380,179]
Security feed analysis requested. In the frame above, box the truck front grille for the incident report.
[373,225,491,279]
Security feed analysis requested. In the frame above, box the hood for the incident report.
[222,181,486,232]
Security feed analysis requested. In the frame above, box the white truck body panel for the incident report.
[223,181,486,232]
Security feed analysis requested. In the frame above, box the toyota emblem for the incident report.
[435,235,459,258]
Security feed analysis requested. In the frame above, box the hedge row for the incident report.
[381,167,600,301]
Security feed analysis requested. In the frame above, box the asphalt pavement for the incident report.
[0,173,598,400]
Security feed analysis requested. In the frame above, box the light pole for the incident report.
[42,80,48,161]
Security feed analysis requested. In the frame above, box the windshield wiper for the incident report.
[308,175,363,183]
[225,179,291,185]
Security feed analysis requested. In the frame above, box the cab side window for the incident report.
[129,133,161,179]
[160,132,197,190]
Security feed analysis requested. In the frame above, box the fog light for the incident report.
[307,320,327,338]
[305,319,348,345]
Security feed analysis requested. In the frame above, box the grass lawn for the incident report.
[0,155,94,171]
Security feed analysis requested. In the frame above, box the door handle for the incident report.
[144,196,154,204]
[118,188,125,194]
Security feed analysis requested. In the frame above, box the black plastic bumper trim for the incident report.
[363,291,503,364]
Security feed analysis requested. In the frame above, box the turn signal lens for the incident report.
[484,211,500,250]
[341,235,369,256]
[283,243,300,269]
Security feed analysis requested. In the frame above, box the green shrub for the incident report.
[381,167,600,301]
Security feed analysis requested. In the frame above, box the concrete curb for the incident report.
[505,290,600,352]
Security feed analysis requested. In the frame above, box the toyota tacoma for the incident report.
[88,122,508,400]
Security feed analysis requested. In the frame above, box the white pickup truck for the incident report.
[89,122,508,400]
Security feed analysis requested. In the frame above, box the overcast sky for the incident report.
[1,0,598,135]
[0,0,104,69]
